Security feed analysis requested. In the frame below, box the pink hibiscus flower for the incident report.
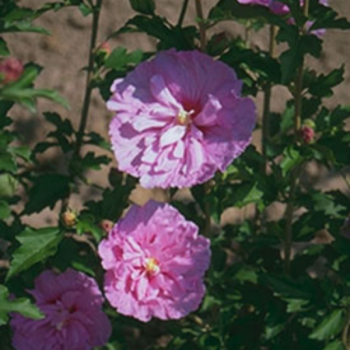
[108,49,256,189]
[98,200,211,322]
[11,269,111,350]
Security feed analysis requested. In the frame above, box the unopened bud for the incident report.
[99,219,113,233]
[208,32,230,56]
[97,42,111,57]
[300,125,315,144]
[0,58,24,84]
[61,209,77,228]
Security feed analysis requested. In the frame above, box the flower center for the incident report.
[144,257,160,275]
[176,109,194,126]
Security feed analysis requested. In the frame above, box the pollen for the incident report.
[145,257,160,275]
[176,109,193,126]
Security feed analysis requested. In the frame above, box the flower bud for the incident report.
[61,209,77,228]
[99,219,113,233]
[300,126,314,144]
[96,42,111,60]
[207,32,230,56]
[300,120,315,144]
[0,58,24,84]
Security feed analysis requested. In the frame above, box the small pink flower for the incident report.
[11,269,111,350]
[108,49,256,189]
[0,57,24,84]
[98,200,211,322]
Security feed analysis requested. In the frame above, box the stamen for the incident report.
[144,257,160,275]
[176,109,194,126]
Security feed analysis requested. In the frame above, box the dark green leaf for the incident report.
[129,0,155,15]
[6,227,62,280]
[0,37,10,56]
[0,200,10,219]
[309,66,345,98]
[24,174,70,214]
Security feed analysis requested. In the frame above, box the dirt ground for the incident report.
[4,0,350,227]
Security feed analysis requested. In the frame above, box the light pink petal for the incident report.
[159,125,186,147]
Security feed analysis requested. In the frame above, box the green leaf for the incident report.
[129,0,155,15]
[279,34,322,84]
[0,285,43,326]
[1,6,50,35]
[76,214,104,242]
[44,112,73,136]
[310,3,350,31]
[209,0,286,27]
[323,340,346,350]
[309,66,345,98]
[104,47,143,71]
[9,145,31,162]
[0,151,17,172]
[78,3,92,17]
[310,309,345,341]
[2,88,69,109]
[280,146,302,177]
[6,227,62,281]
[80,152,111,171]
[230,182,264,208]
[123,15,196,50]
[0,37,10,56]
[0,200,10,219]
[24,174,70,214]
[0,173,18,198]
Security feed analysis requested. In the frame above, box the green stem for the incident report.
[75,0,103,156]
[283,166,300,273]
[262,24,276,160]
[284,0,310,273]
[177,0,190,27]
[194,0,206,51]
[203,181,211,236]
[244,24,251,48]
[342,310,350,350]
[293,0,310,137]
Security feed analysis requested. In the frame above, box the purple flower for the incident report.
[98,200,211,322]
[11,269,111,350]
[107,50,256,188]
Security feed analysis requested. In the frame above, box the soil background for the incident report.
[4,0,350,227]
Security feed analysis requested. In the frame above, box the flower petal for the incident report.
[159,125,186,147]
